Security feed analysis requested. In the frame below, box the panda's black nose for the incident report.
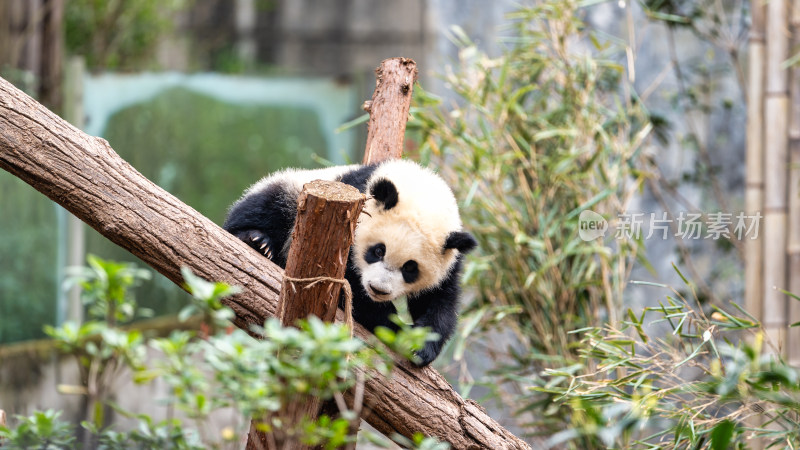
[369,284,389,296]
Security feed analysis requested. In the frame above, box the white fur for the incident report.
[353,160,463,301]
[360,261,406,301]
[242,165,359,201]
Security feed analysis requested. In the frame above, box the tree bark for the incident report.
[0,75,531,449]
[362,58,418,164]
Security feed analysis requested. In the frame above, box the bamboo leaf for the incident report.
[710,420,735,450]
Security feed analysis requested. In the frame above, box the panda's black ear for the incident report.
[444,231,478,254]
[370,178,398,210]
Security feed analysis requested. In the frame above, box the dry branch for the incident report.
[0,75,530,449]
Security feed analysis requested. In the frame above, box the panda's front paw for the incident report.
[238,230,275,260]
[412,344,439,367]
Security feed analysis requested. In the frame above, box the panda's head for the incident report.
[352,161,477,302]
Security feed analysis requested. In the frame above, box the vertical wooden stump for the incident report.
[247,180,364,450]
[276,180,365,324]
[362,57,418,165]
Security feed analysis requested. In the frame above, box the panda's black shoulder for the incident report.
[337,164,380,193]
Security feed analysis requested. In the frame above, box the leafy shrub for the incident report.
[535,272,800,449]
[0,410,75,449]
[65,0,188,71]
[9,256,445,449]
[414,0,653,362]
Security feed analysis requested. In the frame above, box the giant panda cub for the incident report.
[223,159,477,366]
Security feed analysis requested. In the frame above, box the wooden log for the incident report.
[276,180,364,324]
[362,58,418,164]
[248,180,364,450]
[0,76,531,449]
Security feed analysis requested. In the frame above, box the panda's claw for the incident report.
[239,230,276,260]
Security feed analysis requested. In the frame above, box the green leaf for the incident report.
[374,326,396,345]
[335,113,369,133]
[710,419,735,450]
[671,263,690,286]
[565,188,614,220]
[781,289,800,303]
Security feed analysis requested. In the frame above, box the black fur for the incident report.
[444,231,478,254]
[337,164,380,192]
[400,260,419,284]
[223,182,297,267]
[407,257,466,366]
[223,162,475,367]
[369,178,399,210]
[363,243,385,264]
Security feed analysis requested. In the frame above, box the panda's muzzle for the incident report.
[368,284,390,297]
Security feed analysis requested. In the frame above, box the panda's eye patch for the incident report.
[364,243,386,264]
[401,260,419,283]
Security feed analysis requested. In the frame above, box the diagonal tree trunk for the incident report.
[0,73,531,449]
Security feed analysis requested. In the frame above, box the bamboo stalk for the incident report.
[766,0,789,94]
[762,0,790,355]
[745,35,765,326]
[761,95,788,347]
[0,2,10,66]
[745,3,768,446]
[787,0,800,365]
[762,95,789,347]
[62,56,86,325]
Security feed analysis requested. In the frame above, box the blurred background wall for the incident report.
[0,0,516,344]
